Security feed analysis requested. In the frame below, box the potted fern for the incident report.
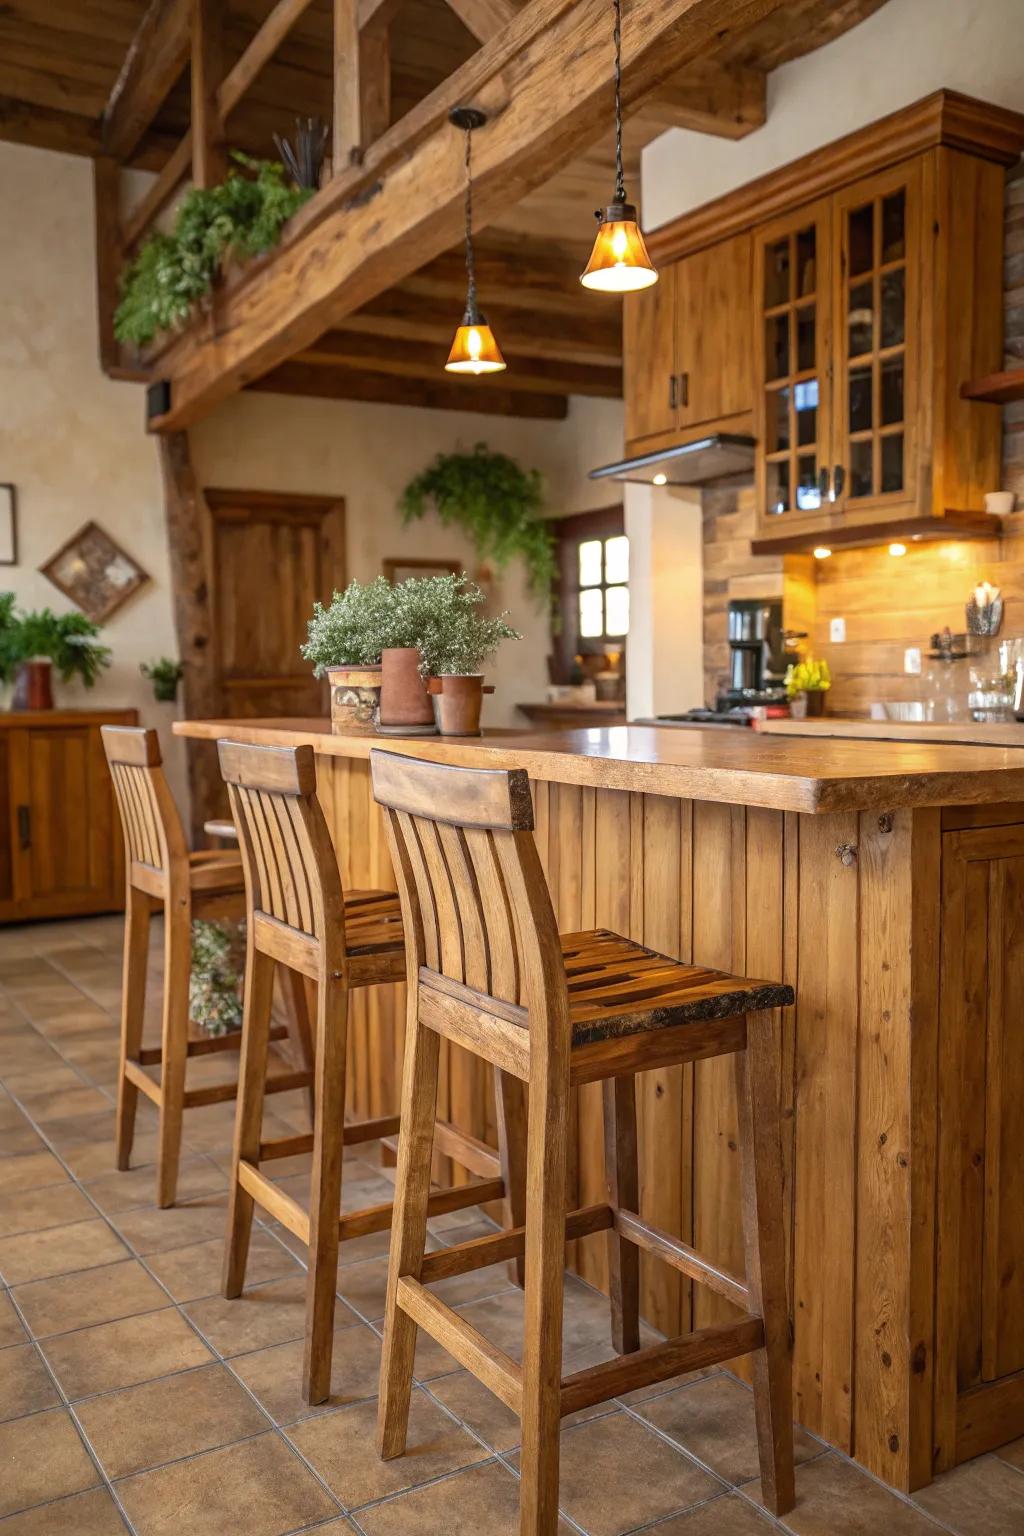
[410,574,521,737]
[0,595,111,710]
[301,577,402,734]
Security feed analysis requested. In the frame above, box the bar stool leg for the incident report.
[494,1067,527,1286]
[735,1014,795,1517]
[602,1074,641,1355]
[518,1070,569,1536]
[223,946,276,1297]
[377,1018,441,1460]
[302,969,348,1405]
[116,888,151,1171]
[156,899,191,1208]
[279,967,317,1124]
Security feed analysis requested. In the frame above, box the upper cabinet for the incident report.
[625,92,1024,550]
[624,231,752,444]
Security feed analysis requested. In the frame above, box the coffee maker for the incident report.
[719,598,795,708]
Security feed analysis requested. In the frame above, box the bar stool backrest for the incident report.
[370,749,567,1020]
[102,725,186,879]
[217,739,344,952]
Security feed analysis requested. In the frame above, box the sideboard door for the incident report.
[936,821,1024,1471]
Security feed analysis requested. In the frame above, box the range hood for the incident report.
[589,434,756,488]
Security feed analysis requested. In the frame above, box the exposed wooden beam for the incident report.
[192,0,227,189]
[294,331,621,395]
[359,11,392,148]
[150,0,781,430]
[248,361,570,417]
[0,95,101,159]
[220,0,320,120]
[333,0,361,170]
[632,59,766,139]
[407,236,587,310]
[102,0,192,162]
[442,0,525,43]
[331,286,622,367]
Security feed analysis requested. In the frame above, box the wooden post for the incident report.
[333,0,360,171]
[359,13,391,149]
[192,0,227,188]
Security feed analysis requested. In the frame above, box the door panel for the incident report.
[675,232,753,429]
[623,266,677,443]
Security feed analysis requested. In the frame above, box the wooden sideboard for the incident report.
[624,91,1024,552]
[0,708,137,924]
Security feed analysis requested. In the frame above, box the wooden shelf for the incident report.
[960,368,1024,404]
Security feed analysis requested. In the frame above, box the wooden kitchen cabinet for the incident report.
[935,812,1024,1471]
[623,231,753,446]
[0,709,136,924]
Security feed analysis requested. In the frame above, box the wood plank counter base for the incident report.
[174,718,1024,1493]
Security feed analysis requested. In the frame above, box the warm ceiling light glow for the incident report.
[445,320,506,375]
[652,472,668,486]
[813,546,832,560]
[581,209,658,293]
[580,0,657,294]
[889,542,907,557]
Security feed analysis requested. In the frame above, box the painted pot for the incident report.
[377,647,436,733]
[12,659,54,711]
[427,674,495,737]
[326,664,382,735]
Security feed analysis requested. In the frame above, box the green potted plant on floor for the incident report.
[409,573,521,737]
[0,594,111,710]
[785,656,832,719]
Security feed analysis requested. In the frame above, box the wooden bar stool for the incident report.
[218,738,518,1405]
[102,726,314,1208]
[371,749,796,1534]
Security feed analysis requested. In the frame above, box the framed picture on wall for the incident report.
[40,520,150,622]
[0,485,16,565]
[382,556,462,584]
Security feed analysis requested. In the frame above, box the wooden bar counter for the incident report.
[176,718,1024,1493]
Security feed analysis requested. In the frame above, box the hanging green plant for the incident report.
[114,153,312,348]
[399,444,554,599]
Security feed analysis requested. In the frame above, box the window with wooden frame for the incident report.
[550,506,627,680]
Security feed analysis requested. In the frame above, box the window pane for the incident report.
[848,282,874,357]
[605,585,629,637]
[766,458,790,516]
[578,540,602,587]
[881,268,905,348]
[765,313,789,382]
[796,227,816,297]
[849,203,874,277]
[579,587,603,638]
[881,356,904,426]
[849,365,873,434]
[768,387,791,453]
[849,439,873,498]
[604,535,629,584]
[796,455,821,511]
[882,190,906,263]
[764,238,790,308]
[881,433,904,493]
[796,305,816,371]
[795,378,818,447]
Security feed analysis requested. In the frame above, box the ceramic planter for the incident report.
[377,647,436,735]
[427,674,495,737]
[790,689,826,721]
[12,659,54,711]
[326,664,382,735]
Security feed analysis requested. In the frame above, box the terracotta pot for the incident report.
[326,664,382,735]
[377,647,436,734]
[12,659,54,711]
[805,689,827,718]
[427,674,495,737]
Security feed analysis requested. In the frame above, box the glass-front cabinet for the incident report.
[754,162,924,541]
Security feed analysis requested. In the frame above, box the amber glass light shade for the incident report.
[445,315,506,375]
[581,203,657,293]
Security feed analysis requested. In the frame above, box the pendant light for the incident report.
[580,0,657,293]
[445,106,506,375]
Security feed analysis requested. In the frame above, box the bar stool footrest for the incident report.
[418,1204,614,1283]
[137,1023,289,1067]
[559,1316,766,1417]
[338,1176,505,1242]
[397,1276,523,1413]
[614,1208,750,1310]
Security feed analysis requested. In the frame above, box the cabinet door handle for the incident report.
[833,464,845,500]
[668,374,678,411]
[16,805,30,851]
[678,371,689,408]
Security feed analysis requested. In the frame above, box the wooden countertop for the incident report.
[758,716,1024,747]
[173,716,1024,815]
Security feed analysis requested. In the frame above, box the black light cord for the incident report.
[613,0,626,204]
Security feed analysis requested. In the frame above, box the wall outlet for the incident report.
[829,616,846,643]
[904,647,922,676]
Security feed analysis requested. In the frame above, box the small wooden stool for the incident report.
[371,749,796,1533]
[218,739,519,1405]
[102,726,314,1209]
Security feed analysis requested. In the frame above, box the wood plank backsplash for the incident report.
[701,161,1024,713]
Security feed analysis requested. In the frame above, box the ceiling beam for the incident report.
[248,361,570,418]
[0,95,101,159]
[631,59,766,139]
[294,330,621,395]
[149,0,784,430]
[101,0,193,162]
[407,236,587,310]
[441,0,526,43]
[192,0,227,188]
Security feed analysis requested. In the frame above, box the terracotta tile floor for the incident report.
[0,915,1022,1536]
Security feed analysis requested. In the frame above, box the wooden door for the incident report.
[753,198,834,538]
[830,160,921,524]
[623,265,677,444]
[204,489,346,720]
[674,232,753,430]
[936,820,1024,1471]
